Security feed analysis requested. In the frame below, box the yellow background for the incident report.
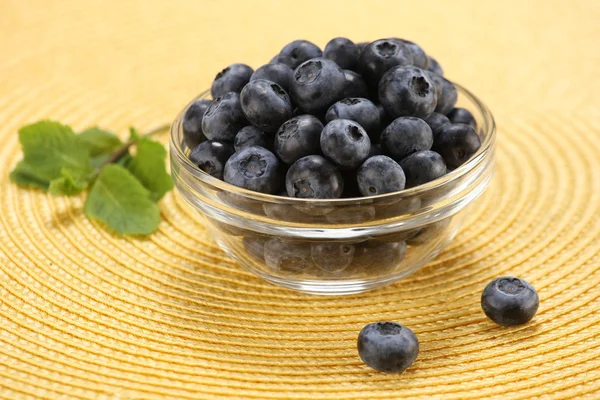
[0,0,599,399]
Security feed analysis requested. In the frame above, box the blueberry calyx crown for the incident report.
[496,277,527,295]
[239,154,268,178]
[411,76,430,97]
[375,41,398,57]
[295,60,322,84]
[375,322,403,335]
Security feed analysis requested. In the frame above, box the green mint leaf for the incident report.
[49,168,90,196]
[126,137,174,201]
[10,161,50,190]
[84,164,160,235]
[79,127,122,156]
[17,120,91,182]
[129,127,141,142]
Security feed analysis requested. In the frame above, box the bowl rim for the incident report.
[170,83,496,206]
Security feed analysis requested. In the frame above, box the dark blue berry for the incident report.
[264,239,311,274]
[435,78,457,115]
[250,63,293,92]
[188,140,234,180]
[321,119,371,169]
[481,276,539,326]
[357,322,419,373]
[423,112,451,139]
[182,99,212,149]
[379,66,437,119]
[427,56,443,76]
[278,40,323,69]
[352,241,407,272]
[433,123,481,169]
[358,39,413,87]
[240,79,293,133]
[286,155,344,199]
[202,92,248,142]
[425,70,444,101]
[447,107,477,130]
[290,58,346,114]
[234,126,269,151]
[381,117,433,161]
[274,115,323,164]
[399,150,446,187]
[324,37,360,70]
[342,70,369,98]
[211,64,254,98]
[398,39,428,69]
[224,146,280,194]
[326,98,380,141]
[311,242,356,273]
[357,155,406,196]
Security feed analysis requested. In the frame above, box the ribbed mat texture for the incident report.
[0,1,599,399]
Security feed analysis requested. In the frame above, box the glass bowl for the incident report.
[170,84,496,295]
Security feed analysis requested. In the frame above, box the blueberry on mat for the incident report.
[481,276,539,326]
[357,322,419,373]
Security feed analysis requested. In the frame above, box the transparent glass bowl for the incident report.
[170,85,496,295]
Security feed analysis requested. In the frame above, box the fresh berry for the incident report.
[224,146,280,194]
[274,115,323,164]
[379,66,437,119]
[286,155,344,199]
[182,99,212,149]
[357,155,406,196]
[433,123,481,169]
[264,239,311,274]
[250,63,293,92]
[381,117,433,161]
[427,56,443,76]
[481,277,539,326]
[435,78,458,115]
[202,92,248,142]
[423,112,451,139]
[211,64,254,98]
[352,241,407,272]
[342,70,369,98]
[357,322,419,373]
[321,119,371,169]
[399,150,446,187]
[326,98,381,141]
[278,40,323,69]
[290,58,346,113]
[311,242,356,273]
[395,39,428,69]
[188,140,234,180]
[358,39,413,86]
[240,79,293,133]
[447,107,477,130]
[324,37,360,70]
[425,70,444,100]
[234,126,269,151]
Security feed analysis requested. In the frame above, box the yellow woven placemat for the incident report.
[1,1,599,399]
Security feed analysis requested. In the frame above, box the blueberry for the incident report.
[433,123,481,169]
[447,107,477,130]
[357,322,419,373]
[342,70,369,98]
[352,241,407,273]
[358,39,413,87]
[202,92,248,142]
[234,126,269,151]
[211,64,254,98]
[399,150,446,187]
[398,39,429,69]
[182,99,212,149]
[240,79,293,133]
[274,115,323,164]
[435,78,457,115]
[423,112,451,139]
[286,155,344,199]
[290,58,346,113]
[357,155,406,196]
[326,98,380,141]
[379,66,437,119]
[264,239,311,274]
[427,56,443,76]
[278,40,323,69]
[324,37,360,70]
[224,146,280,194]
[481,276,539,326]
[321,119,371,169]
[188,140,234,180]
[425,70,444,100]
[250,63,293,92]
[381,117,433,161]
[311,242,356,273]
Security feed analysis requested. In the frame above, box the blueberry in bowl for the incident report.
[170,37,496,295]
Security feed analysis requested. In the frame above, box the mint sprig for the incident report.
[10,120,172,236]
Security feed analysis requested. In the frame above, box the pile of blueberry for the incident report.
[183,37,481,198]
